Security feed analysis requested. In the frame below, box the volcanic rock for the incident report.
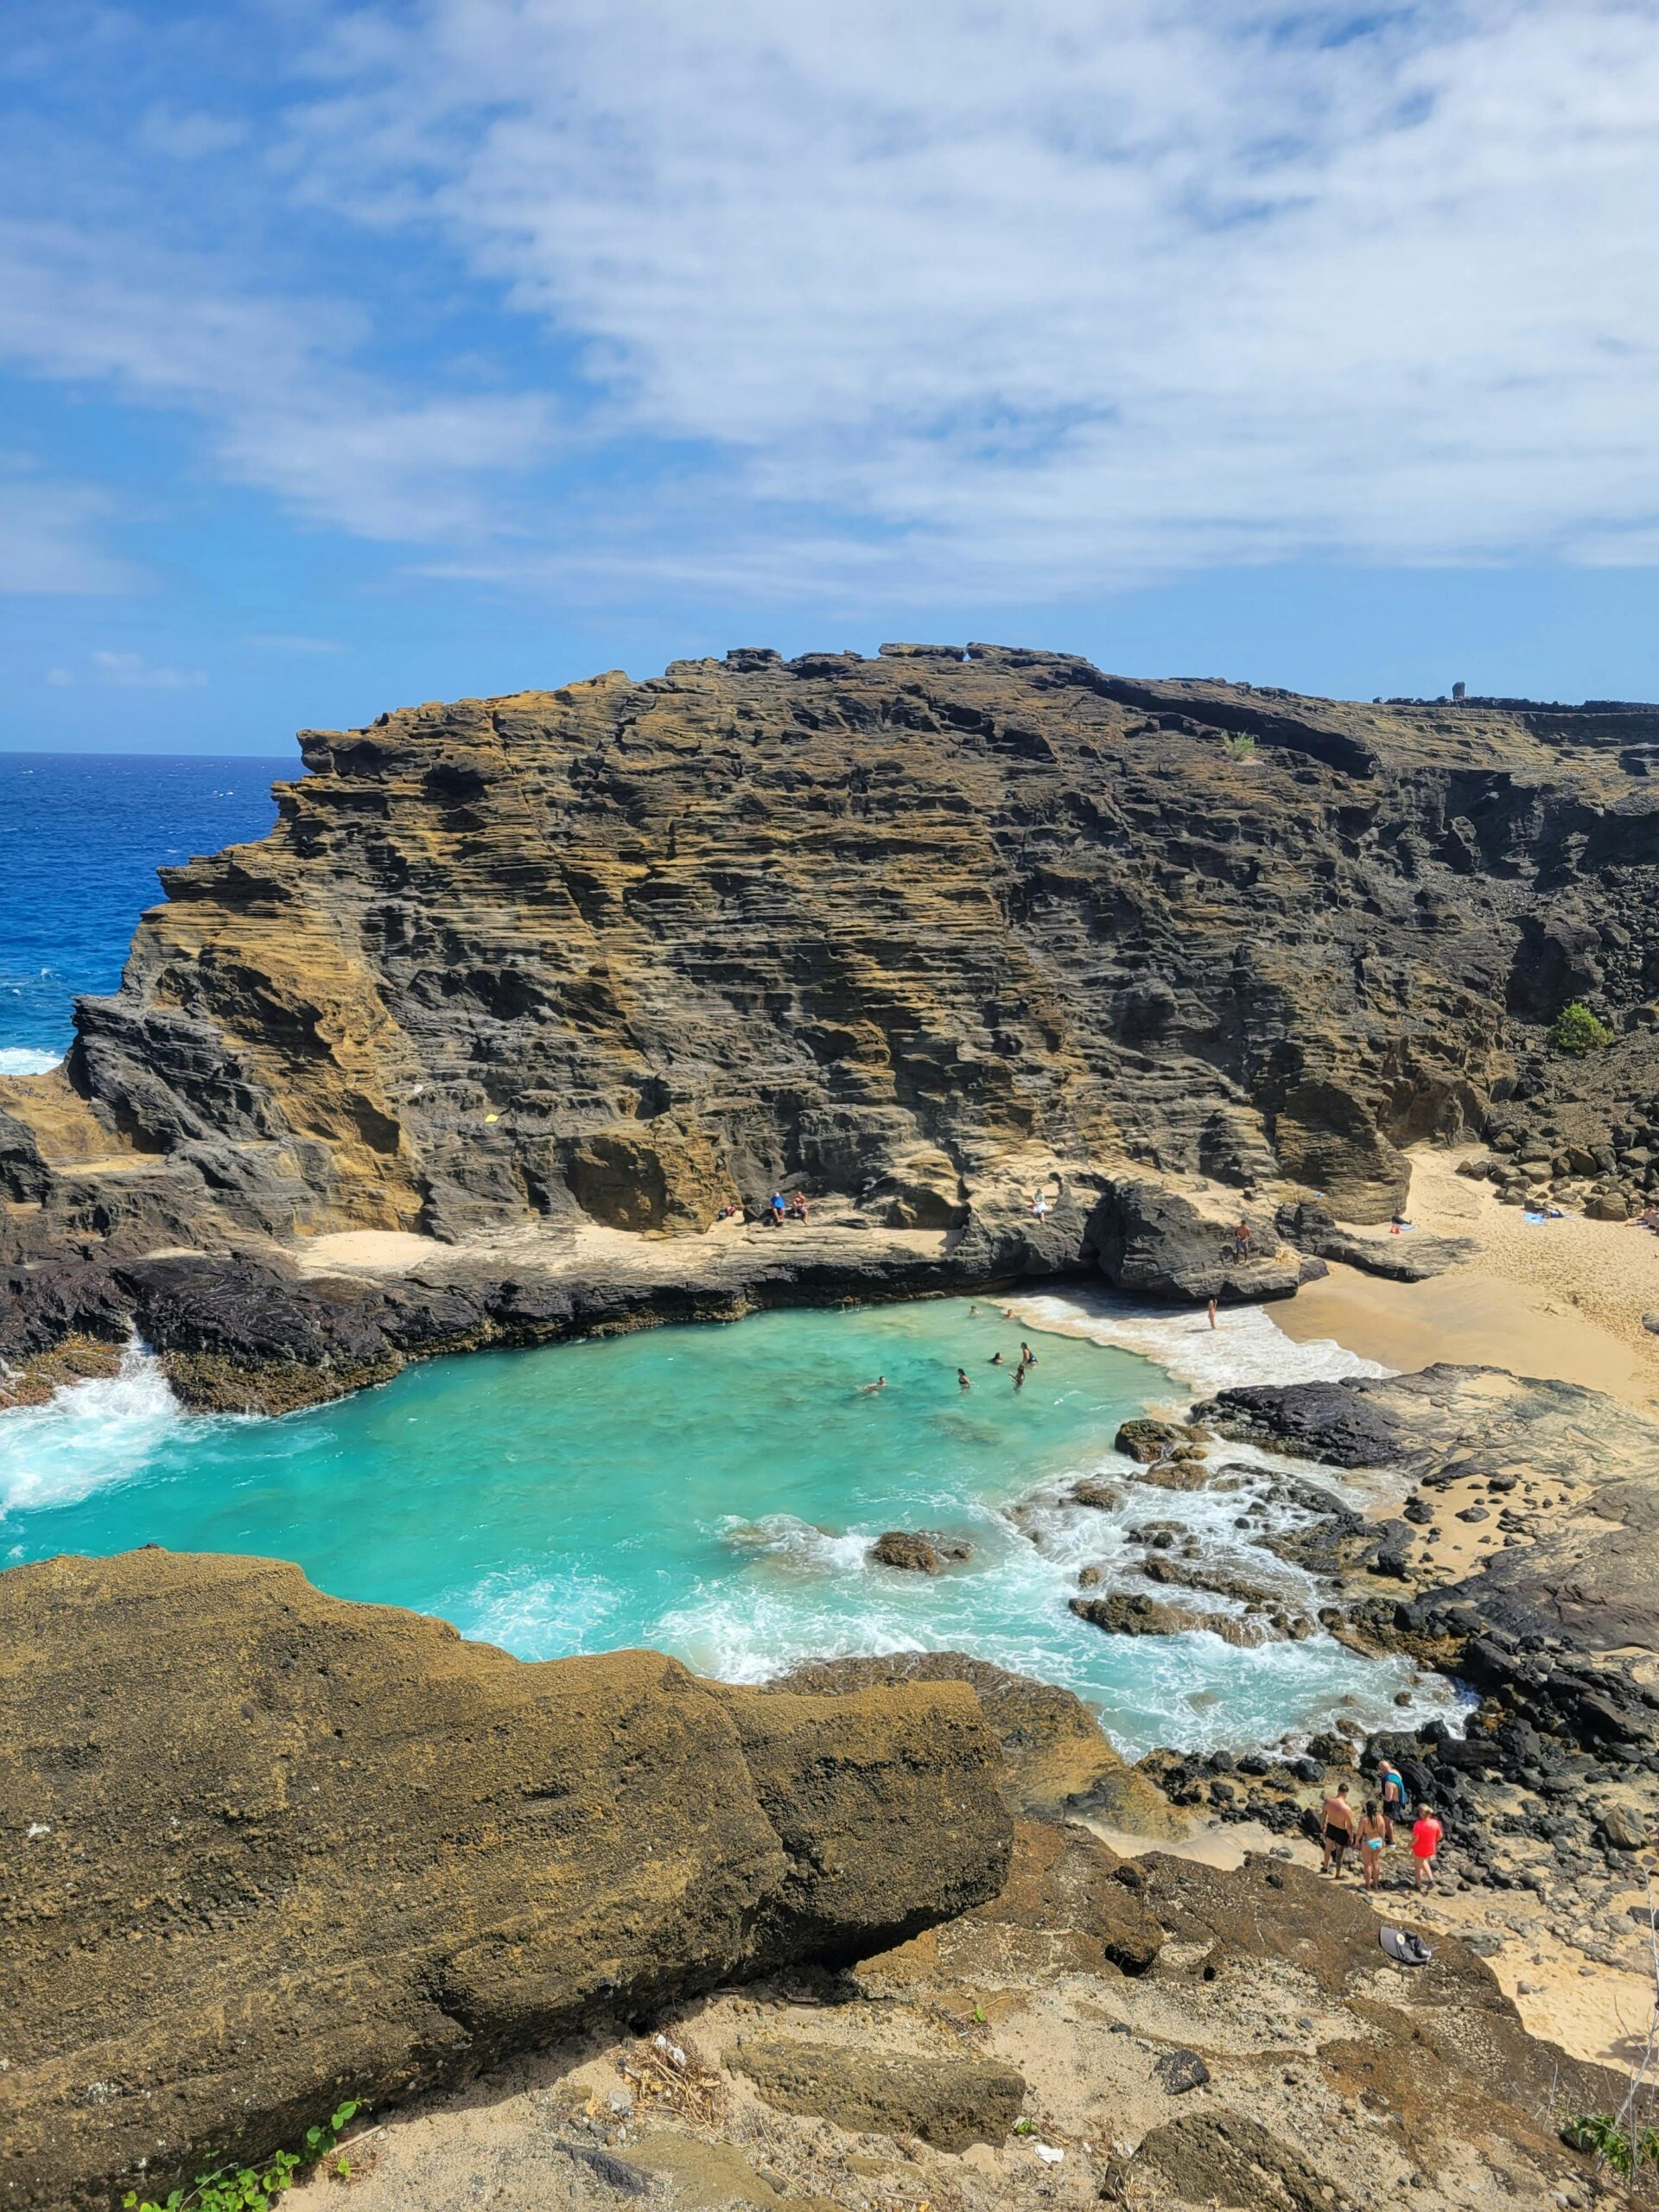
[728,2040,1026,2151]
[10,655,1659,1398]
[0,1550,1011,2210]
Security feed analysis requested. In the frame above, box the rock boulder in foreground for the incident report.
[0,1550,1011,2211]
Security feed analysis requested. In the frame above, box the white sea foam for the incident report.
[1002,1287,1391,1401]
[0,1342,182,1516]
[0,1046,61,1077]
[454,1563,623,1658]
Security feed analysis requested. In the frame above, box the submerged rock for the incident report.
[0,1550,1011,2211]
[869,1529,970,1573]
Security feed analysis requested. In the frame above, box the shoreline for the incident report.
[1280,1143,1659,1414]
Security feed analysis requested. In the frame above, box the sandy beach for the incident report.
[1280,1143,1659,1413]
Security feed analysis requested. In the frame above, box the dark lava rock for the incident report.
[1192,1379,1403,1466]
[1275,1201,1477,1283]
[1154,2049,1212,2095]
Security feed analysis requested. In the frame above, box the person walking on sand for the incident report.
[1321,1783,1356,1877]
[1356,1800,1388,1890]
[1206,1295,1217,1330]
[1411,1803,1443,1891]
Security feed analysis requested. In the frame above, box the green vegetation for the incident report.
[123,2102,359,2212]
[1547,1001,1615,1056]
[1221,733,1257,760]
[1559,2111,1659,2177]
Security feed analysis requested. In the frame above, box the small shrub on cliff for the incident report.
[123,2102,359,2212]
[1221,733,1257,761]
[1548,1001,1614,1056]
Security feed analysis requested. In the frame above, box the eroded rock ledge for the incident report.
[0,1550,1010,2211]
[7,650,1659,1407]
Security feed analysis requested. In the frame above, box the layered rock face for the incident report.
[1,1550,1009,2211]
[6,646,1659,1270]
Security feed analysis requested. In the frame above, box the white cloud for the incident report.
[277,0,1659,595]
[0,457,136,594]
[90,649,207,689]
[0,215,558,547]
[137,105,248,161]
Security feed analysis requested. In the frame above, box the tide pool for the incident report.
[0,1295,1459,1755]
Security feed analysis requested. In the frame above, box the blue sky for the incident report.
[2,0,1656,756]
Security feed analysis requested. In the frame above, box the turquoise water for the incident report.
[0,1296,1451,1755]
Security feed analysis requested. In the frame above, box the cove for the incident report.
[0,1295,1453,1757]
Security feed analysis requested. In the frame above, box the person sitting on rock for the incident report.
[788,1190,809,1221]
[768,1192,786,1226]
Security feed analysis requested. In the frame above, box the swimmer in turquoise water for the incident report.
[859,1375,887,1394]
[957,1368,972,1389]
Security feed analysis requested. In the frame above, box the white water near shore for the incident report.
[0,1343,182,1530]
[0,1295,1465,1751]
[0,1046,61,1076]
[1001,1285,1392,1398]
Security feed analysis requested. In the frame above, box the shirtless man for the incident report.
[1321,1783,1356,1877]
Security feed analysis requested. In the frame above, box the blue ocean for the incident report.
[0,751,1457,1752]
[0,753,291,1071]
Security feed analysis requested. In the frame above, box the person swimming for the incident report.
[988,1351,1004,1366]
[859,1376,887,1394]
[957,1368,971,1389]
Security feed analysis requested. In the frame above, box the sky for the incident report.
[2,0,1656,756]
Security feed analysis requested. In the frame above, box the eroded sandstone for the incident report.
[0,1550,1010,2211]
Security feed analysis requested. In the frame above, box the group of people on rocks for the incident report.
[718,1190,811,1227]
[1320,1761,1442,1891]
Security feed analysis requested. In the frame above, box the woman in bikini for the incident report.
[1356,1799,1388,1890]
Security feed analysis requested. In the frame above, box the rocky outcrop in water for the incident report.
[6,653,1659,1384]
[1,1550,1010,2211]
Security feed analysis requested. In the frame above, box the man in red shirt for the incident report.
[1411,1803,1443,1891]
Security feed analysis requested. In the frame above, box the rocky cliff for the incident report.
[9,645,1659,1249]
[6,648,1659,1395]
[1,1550,1010,2210]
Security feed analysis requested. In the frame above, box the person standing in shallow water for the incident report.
[1013,1364,1026,1393]
[957,1368,972,1390]
[1206,1295,1217,1330]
